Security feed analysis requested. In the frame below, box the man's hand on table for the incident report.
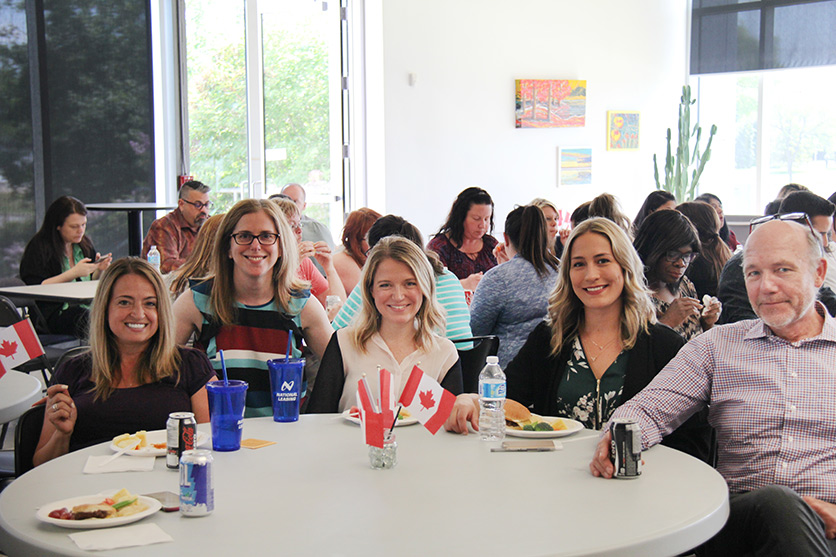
[589,430,614,478]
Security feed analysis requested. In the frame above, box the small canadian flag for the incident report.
[398,365,455,435]
[0,318,45,380]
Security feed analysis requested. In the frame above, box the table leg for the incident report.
[127,210,143,257]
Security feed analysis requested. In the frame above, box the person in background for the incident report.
[631,191,676,236]
[279,183,335,276]
[570,193,632,235]
[331,214,472,342]
[19,195,112,337]
[271,197,346,318]
[34,258,214,466]
[530,198,562,259]
[446,218,710,462]
[428,187,498,291]
[470,205,559,367]
[173,199,333,416]
[332,207,382,296]
[717,192,836,324]
[634,210,721,341]
[168,214,224,299]
[141,180,211,273]
[677,201,732,300]
[307,236,462,413]
[695,193,739,251]
[590,218,836,556]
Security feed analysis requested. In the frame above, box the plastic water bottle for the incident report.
[147,245,161,272]
[479,356,506,441]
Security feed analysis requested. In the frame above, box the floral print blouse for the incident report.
[554,337,627,430]
[651,275,703,341]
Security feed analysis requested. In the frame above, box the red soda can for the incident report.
[610,418,642,479]
[166,412,196,469]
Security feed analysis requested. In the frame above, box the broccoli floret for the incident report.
[523,424,536,431]
[534,422,554,431]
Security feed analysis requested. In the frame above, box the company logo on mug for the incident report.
[281,380,294,391]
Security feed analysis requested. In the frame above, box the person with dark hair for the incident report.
[34,258,214,466]
[677,201,732,299]
[19,196,112,337]
[332,208,382,295]
[634,210,721,341]
[695,193,739,251]
[141,180,212,273]
[718,192,836,324]
[632,191,676,235]
[470,205,560,366]
[331,215,472,341]
[428,187,498,290]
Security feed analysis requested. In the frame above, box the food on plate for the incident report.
[47,489,149,521]
[504,399,568,431]
[112,430,148,450]
[348,406,412,420]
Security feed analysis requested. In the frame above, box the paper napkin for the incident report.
[69,523,173,550]
[83,455,156,474]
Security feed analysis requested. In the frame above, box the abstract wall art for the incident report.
[558,147,592,186]
[515,79,586,128]
[607,111,640,150]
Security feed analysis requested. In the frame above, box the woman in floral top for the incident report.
[633,209,721,341]
[445,217,711,462]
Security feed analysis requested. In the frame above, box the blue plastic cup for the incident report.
[205,380,248,451]
[267,358,305,422]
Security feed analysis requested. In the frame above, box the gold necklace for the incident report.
[582,335,620,362]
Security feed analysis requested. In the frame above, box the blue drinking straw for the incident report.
[285,330,293,362]
[219,349,229,386]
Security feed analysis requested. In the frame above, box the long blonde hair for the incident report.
[170,214,224,297]
[88,258,182,400]
[548,218,655,356]
[352,236,445,353]
[208,199,308,326]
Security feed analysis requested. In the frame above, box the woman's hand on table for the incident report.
[589,430,614,479]
[45,384,76,436]
[658,296,701,329]
[460,273,483,291]
[444,394,480,434]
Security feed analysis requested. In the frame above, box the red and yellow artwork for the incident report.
[515,79,586,128]
[607,111,640,150]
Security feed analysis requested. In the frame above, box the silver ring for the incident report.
[52,403,58,411]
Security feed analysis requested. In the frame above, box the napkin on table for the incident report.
[83,455,156,474]
[69,523,173,550]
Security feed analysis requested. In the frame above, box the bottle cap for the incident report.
[486,356,499,364]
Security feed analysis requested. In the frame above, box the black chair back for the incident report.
[452,336,500,393]
[0,295,22,327]
[14,404,45,477]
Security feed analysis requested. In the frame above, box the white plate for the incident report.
[342,409,419,427]
[37,494,161,529]
[109,429,209,457]
[505,417,585,438]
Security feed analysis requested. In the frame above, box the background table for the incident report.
[0,281,99,305]
[0,416,729,556]
[85,203,175,257]
[0,372,42,425]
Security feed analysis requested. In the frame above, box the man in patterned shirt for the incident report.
[591,217,836,555]
[141,180,211,273]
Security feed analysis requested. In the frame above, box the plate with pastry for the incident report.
[342,406,419,426]
[503,399,584,438]
[37,489,161,529]
[109,429,209,457]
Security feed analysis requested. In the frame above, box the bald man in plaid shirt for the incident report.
[591,216,836,556]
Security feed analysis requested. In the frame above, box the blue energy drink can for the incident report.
[180,449,214,516]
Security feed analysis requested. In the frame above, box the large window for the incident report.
[696,66,836,215]
[184,0,345,235]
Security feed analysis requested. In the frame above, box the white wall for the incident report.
[365,0,689,238]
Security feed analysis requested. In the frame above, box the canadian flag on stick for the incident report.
[356,373,385,449]
[0,318,45,380]
[398,366,455,435]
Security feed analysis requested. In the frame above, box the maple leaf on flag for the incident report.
[0,339,17,358]
[419,389,436,410]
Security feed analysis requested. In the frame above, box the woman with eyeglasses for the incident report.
[173,199,333,416]
[634,210,721,341]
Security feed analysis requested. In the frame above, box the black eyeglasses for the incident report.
[664,250,697,265]
[749,212,816,236]
[181,199,213,211]
[231,232,280,245]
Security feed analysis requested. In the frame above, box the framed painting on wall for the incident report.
[515,79,587,128]
[558,147,592,186]
[607,111,640,150]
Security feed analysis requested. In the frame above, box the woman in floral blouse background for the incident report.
[444,217,711,463]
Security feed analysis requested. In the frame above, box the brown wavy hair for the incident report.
[341,208,381,267]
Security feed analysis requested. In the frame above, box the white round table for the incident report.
[0,371,42,424]
[0,416,729,556]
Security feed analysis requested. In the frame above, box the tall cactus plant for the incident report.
[653,85,718,202]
